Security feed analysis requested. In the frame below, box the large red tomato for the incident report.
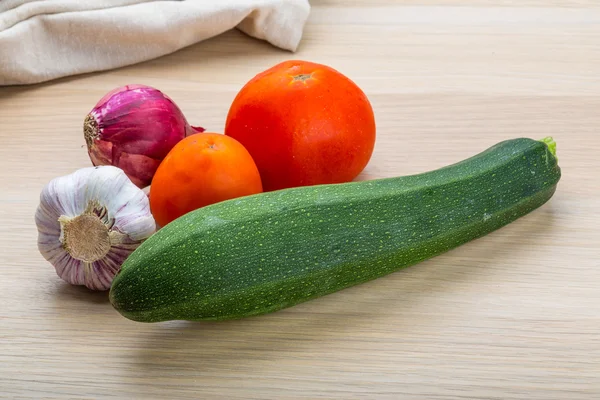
[224,60,376,192]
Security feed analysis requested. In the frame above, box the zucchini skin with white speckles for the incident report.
[109,138,561,322]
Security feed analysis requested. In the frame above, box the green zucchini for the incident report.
[109,137,561,322]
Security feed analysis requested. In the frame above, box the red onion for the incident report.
[84,84,204,188]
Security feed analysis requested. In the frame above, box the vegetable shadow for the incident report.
[128,206,558,376]
[52,281,110,304]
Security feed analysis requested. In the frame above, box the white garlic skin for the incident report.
[35,166,156,291]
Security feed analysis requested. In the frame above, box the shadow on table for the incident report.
[52,281,110,304]
[126,205,558,375]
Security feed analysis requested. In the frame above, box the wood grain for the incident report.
[1,1,599,399]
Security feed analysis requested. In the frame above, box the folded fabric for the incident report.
[0,0,310,85]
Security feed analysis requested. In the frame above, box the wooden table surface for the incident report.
[1,1,599,399]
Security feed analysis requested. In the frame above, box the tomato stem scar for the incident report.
[293,73,313,82]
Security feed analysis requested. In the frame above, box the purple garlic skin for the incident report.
[84,84,204,188]
[35,166,156,291]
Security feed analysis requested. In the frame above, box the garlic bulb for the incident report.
[35,166,156,291]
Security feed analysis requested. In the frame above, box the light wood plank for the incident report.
[1,1,599,399]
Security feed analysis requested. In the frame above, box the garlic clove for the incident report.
[35,166,156,291]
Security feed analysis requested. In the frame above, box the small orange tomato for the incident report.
[149,132,263,227]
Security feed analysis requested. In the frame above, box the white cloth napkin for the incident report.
[0,0,310,85]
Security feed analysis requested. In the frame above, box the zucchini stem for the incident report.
[540,137,557,159]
